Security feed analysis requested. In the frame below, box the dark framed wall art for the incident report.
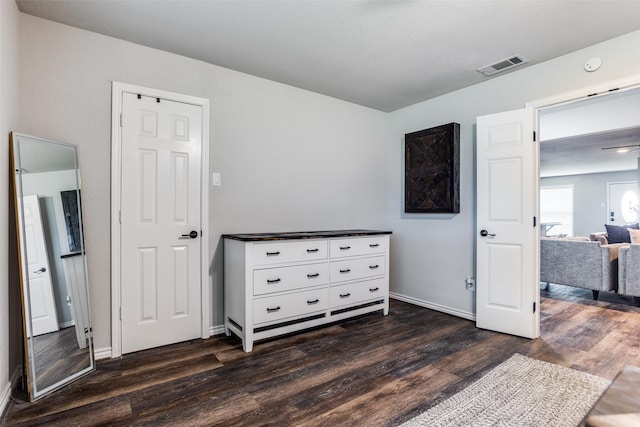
[405,122,460,213]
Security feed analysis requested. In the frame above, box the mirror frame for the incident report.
[10,132,95,401]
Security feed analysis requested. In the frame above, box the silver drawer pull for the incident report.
[339,268,351,273]
[369,287,380,292]
[267,278,281,284]
[307,273,320,279]
[266,251,280,256]
[339,293,351,299]
[306,248,319,253]
[369,243,380,248]
[266,306,281,313]
[339,246,351,250]
[307,299,320,305]
[369,265,379,269]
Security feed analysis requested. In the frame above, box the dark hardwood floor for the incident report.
[4,286,640,426]
[32,326,91,392]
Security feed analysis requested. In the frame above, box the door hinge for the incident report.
[533,302,536,313]
[533,130,536,141]
[119,306,122,321]
[119,210,122,224]
[119,113,123,127]
[533,216,537,227]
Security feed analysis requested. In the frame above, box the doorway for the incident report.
[536,81,640,310]
[476,74,640,339]
[608,181,638,226]
[110,83,211,357]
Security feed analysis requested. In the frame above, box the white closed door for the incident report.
[608,181,638,225]
[476,108,538,339]
[120,93,202,354]
[21,194,59,337]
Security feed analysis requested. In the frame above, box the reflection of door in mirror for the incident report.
[11,132,94,401]
[20,195,59,336]
[62,252,90,349]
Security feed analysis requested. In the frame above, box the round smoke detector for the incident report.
[584,57,602,72]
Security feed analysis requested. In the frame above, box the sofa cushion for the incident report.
[629,228,640,244]
[605,223,639,243]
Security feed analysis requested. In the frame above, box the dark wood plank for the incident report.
[4,285,640,427]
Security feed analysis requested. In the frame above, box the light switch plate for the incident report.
[212,172,221,186]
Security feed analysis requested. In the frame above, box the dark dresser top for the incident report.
[221,229,392,242]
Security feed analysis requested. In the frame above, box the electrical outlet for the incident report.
[212,172,221,186]
[465,276,475,291]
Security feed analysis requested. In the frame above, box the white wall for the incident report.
[387,30,640,318]
[0,0,21,416]
[17,14,388,354]
[541,170,637,237]
[540,87,640,140]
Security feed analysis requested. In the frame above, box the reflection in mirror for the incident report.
[10,132,94,401]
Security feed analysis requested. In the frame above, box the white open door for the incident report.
[21,194,59,337]
[476,108,539,339]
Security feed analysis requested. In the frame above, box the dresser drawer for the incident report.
[330,278,386,308]
[253,288,329,324]
[254,263,329,296]
[330,236,387,258]
[252,240,328,266]
[330,255,386,283]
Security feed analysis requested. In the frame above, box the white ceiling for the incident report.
[15,0,640,112]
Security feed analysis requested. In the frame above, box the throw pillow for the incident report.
[605,224,633,243]
[629,228,640,244]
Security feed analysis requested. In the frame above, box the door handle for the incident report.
[33,267,46,274]
[480,229,496,237]
[180,230,198,239]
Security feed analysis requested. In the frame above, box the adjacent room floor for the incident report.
[3,288,640,426]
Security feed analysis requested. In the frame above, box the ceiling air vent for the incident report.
[477,55,528,76]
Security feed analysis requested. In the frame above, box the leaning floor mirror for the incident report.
[10,132,94,401]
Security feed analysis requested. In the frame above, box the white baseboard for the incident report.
[94,347,112,360]
[209,325,225,336]
[390,292,476,321]
[1,365,22,419]
[95,326,225,360]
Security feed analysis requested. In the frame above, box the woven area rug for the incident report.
[401,353,610,427]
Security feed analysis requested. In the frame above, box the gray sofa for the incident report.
[617,245,640,306]
[540,237,627,300]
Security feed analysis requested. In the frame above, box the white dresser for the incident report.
[223,230,391,352]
